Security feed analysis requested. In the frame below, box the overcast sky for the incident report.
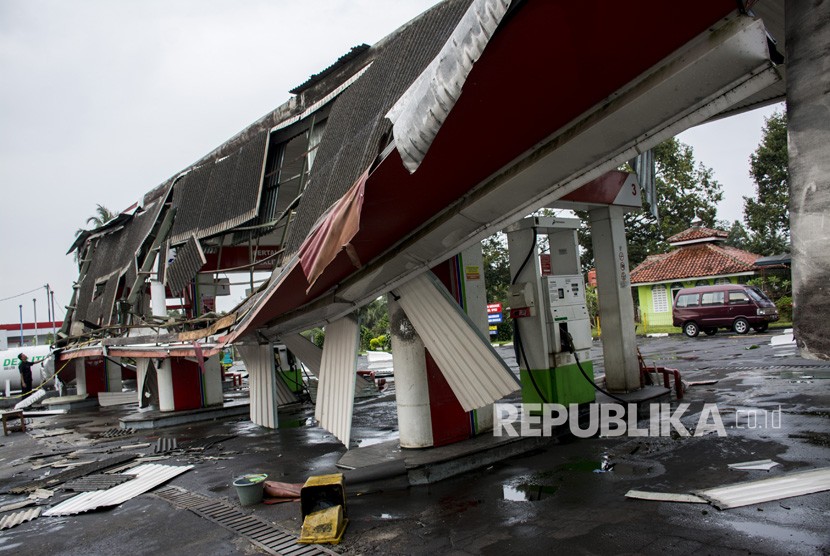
[0,0,782,326]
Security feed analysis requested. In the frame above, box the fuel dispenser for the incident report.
[506,216,595,405]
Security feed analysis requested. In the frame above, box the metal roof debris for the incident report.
[155,437,178,454]
[178,434,235,451]
[625,490,708,503]
[43,463,193,516]
[98,427,135,438]
[10,453,137,494]
[727,459,780,471]
[697,467,830,510]
[63,474,134,492]
[97,392,139,407]
[0,507,41,531]
[0,499,36,513]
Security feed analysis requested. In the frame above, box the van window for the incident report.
[701,291,725,305]
[675,293,699,308]
[729,291,749,304]
[747,287,772,304]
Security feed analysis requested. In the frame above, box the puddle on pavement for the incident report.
[551,458,653,477]
[279,417,313,428]
[356,437,391,448]
[727,520,827,548]
[778,369,830,380]
[503,483,558,501]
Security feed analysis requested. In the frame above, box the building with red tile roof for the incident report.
[630,223,762,328]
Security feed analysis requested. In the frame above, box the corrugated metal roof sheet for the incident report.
[237,344,279,428]
[0,507,41,530]
[315,316,359,446]
[63,474,134,492]
[284,0,471,256]
[74,198,166,325]
[697,467,830,510]
[43,463,193,516]
[387,0,511,173]
[97,392,139,407]
[169,131,268,245]
[394,272,519,412]
[165,235,206,295]
[10,453,137,494]
[281,333,323,377]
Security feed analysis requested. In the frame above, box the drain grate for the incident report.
[153,486,335,555]
[99,428,135,438]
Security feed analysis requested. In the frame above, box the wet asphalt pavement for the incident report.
[0,329,828,555]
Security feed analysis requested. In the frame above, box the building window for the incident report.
[652,284,669,313]
[715,277,731,285]
[670,282,683,299]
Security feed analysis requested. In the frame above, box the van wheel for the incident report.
[703,327,717,336]
[733,318,749,334]
[753,323,769,333]
[683,322,700,338]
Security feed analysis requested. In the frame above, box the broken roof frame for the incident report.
[61,1,785,362]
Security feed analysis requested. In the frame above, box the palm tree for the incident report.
[73,204,117,262]
[85,204,117,229]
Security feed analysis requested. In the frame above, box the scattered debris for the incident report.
[29,489,54,500]
[63,474,135,492]
[44,463,193,516]
[625,490,707,504]
[28,428,73,438]
[118,442,151,450]
[697,467,830,510]
[0,507,41,530]
[98,428,135,439]
[263,481,303,504]
[685,379,719,387]
[51,460,95,469]
[0,499,36,513]
[179,434,235,451]
[155,438,178,454]
[13,389,47,410]
[97,392,139,407]
[728,459,780,471]
[10,453,137,494]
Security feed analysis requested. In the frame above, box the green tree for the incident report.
[578,138,723,270]
[482,233,514,341]
[724,219,751,250]
[76,204,117,235]
[744,111,788,255]
[358,296,389,351]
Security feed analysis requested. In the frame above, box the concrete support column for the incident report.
[202,355,224,406]
[156,359,175,412]
[588,206,639,391]
[787,0,830,360]
[74,358,87,397]
[104,357,123,393]
[388,295,434,448]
